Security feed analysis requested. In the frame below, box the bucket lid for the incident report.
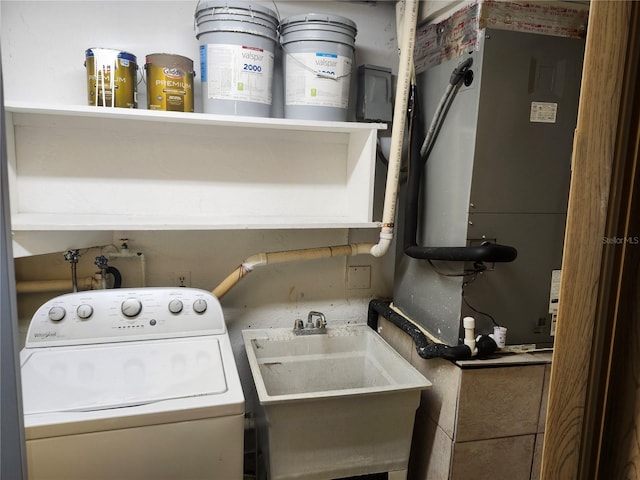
[145,53,194,70]
[86,48,137,63]
[195,1,278,22]
[279,13,357,35]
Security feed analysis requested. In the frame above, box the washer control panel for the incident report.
[25,288,226,347]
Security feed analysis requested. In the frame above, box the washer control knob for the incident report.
[168,299,183,314]
[77,304,94,320]
[192,298,207,314]
[48,306,66,322]
[121,298,143,318]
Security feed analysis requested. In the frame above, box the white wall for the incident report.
[1,0,400,116]
[1,0,399,411]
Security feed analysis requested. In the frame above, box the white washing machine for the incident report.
[20,287,244,480]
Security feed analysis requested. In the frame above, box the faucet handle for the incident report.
[293,319,304,330]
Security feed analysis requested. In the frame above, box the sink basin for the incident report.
[243,324,429,402]
[243,324,431,480]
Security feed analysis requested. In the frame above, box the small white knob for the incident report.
[192,298,207,314]
[77,304,93,320]
[121,298,143,318]
[168,299,183,314]
[48,306,66,322]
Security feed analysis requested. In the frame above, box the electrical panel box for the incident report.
[393,28,584,347]
[356,64,393,123]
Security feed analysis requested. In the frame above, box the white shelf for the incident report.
[9,214,382,231]
[5,103,385,233]
[7,103,386,134]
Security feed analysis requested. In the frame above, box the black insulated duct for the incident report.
[367,299,497,360]
[403,58,517,264]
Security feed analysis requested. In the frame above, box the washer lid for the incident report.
[21,337,227,415]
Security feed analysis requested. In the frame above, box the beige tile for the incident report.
[377,316,415,360]
[409,411,453,480]
[409,355,462,439]
[451,435,536,480]
[456,365,545,441]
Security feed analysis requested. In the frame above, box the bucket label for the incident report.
[200,45,207,82]
[86,51,137,108]
[204,43,273,104]
[285,52,352,109]
[146,63,194,112]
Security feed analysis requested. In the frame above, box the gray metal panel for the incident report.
[419,47,482,245]
[393,29,583,346]
[470,29,584,214]
[393,45,484,346]
[464,212,566,346]
[394,241,465,346]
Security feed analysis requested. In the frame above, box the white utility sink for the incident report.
[243,323,431,480]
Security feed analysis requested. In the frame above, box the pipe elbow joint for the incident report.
[242,253,268,271]
[370,232,394,257]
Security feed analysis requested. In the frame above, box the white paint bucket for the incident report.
[279,14,357,121]
[195,1,278,117]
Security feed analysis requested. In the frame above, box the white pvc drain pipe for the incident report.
[212,0,419,299]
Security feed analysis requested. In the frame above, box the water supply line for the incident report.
[16,250,124,294]
[63,249,80,293]
[94,255,123,289]
[212,0,419,299]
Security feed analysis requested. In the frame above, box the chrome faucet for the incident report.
[293,311,327,335]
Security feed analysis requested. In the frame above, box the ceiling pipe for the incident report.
[212,0,419,299]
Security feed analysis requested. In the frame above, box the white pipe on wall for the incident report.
[212,0,419,299]
[213,244,375,298]
[370,0,419,257]
[16,276,99,294]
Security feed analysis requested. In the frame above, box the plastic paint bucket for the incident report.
[145,53,195,112]
[85,48,137,108]
[279,14,357,121]
[195,1,278,117]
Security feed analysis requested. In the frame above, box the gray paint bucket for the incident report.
[195,1,278,117]
[279,14,357,121]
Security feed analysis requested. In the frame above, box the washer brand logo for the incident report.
[163,67,184,79]
[33,331,57,339]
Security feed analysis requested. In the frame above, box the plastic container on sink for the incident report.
[242,323,431,480]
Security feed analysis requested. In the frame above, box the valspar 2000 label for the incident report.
[202,44,274,104]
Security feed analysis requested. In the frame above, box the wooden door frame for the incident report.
[542,1,640,478]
